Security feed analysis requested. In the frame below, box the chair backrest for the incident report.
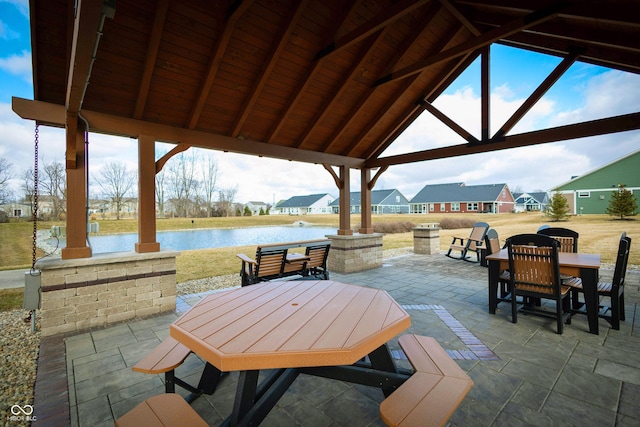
[506,234,561,296]
[467,222,490,250]
[484,228,501,256]
[611,232,631,293]
[254,247,288,279]
[305,242,331,269]
[537,227,579,252]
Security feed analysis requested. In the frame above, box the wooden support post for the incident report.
[359,168,373,234]
[136,135,160,253]
[338,165,352,236]
[61,114,91,259]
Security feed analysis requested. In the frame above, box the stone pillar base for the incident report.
[413,223,440,255]
[327,233,383,274]
[35,250,179,336]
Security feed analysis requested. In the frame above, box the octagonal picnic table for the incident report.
[170,279,412,426]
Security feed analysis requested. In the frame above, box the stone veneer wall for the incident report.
[35,251,179,336]
[327,233,383,273]
[413,224,441,255]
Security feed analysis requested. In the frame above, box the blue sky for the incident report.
[1,1,639,204]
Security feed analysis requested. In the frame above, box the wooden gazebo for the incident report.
[14,0,640,259]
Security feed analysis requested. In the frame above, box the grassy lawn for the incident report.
[1,213,638,284]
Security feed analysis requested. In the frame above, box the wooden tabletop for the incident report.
[170,280,411,372]
[486,248,600,269]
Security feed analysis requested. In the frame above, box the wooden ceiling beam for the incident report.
[134,0,170,120]
[315,0,431,60]
[186,0,253,130]
[266,1,356,143]
[373,2,568,86]
[12,97,365,168]
[494,49,580,139]
[366,112,640,168]
[65,0,107,113]
[231,0,308,137]
[318,2,443,154]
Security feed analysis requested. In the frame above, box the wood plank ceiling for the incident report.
[22,0,640,170]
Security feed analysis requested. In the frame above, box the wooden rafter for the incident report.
[315,0,431,60]
[420,99,479,144]
[134,0,170,120]
[366,112,640,168]
[293,32,382,149]
[231,0,308,137]
[186,0,253,130]
[266,2,356,143]
[494,48,581,139]
[321,2,443,154]
[373,2,568,86]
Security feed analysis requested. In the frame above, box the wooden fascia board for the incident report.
[65,0,105,113]
[373,2,567,86]
[366,111,640,168]
[12,97,364,168]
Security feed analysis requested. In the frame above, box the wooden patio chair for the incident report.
[484,228,512,305]
[506,234,575,334]
[568,232,631,330]
[537,227,579,253]
[446,222,489,262]
[237,246,288,286]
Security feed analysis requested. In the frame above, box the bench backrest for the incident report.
[254,247,288,279]
[305,242,331,269]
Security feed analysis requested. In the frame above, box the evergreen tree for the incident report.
[606,184,638,219]
[546,190,570,221]
[243,206,252,216]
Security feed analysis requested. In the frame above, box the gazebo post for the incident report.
[337,165,353,236]
[359,168,373,234]
[135,135,160,253]
[61,113,91,259]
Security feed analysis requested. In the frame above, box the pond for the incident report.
[48,225,338,254]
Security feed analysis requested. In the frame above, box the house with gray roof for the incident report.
[513,192,548,213]
[409,182,514,214]
[329,189,409,214]
[272,193,334,215]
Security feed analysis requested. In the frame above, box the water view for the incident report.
[49,225,337,254]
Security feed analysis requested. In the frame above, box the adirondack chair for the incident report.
[446,222,489,262]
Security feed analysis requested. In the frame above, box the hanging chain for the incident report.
[32,124,39,270]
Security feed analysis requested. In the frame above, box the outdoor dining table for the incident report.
[170,279,412,426]
[486,248,601,334]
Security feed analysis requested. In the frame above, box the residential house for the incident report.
[513,192,548,213]
[0,202,33,219]
[245,201,269,215]
[409,182,514,214]
[272,193,334,215]
[553,149,640,214]
[329,189,410,214]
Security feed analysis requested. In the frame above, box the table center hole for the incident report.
[291,303,299,306]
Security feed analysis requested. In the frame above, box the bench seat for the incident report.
[380,335,473,427]
[115,393,208,427]
[132,336,191,375]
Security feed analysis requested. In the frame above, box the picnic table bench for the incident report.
[237,238,331,286]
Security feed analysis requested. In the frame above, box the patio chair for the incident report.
[506,234,575,334]
[446,221,489,262]
[568,232,631,330]
[537,227,579,253]
[484,228,512,304]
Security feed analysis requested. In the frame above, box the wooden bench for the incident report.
[115,393,208,427]
[380,335,473,427]
[132,336,220,402]
[237,239,331,286]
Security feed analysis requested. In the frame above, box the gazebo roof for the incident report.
[17,0,640,170]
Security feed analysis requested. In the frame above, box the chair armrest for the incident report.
[236,253,257,265]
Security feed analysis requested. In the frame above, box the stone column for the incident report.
[413,223,440,255]
[327,233,383,273]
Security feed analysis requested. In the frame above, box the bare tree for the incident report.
[166,151,199,217]
[0,157,13,203]
[218,185,238,217]
[95,161,136,220]
[200,153,219,217]
[40,160,66,220]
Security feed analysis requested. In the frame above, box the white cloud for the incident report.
[1,0,29,17]
[0,50,32,83]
